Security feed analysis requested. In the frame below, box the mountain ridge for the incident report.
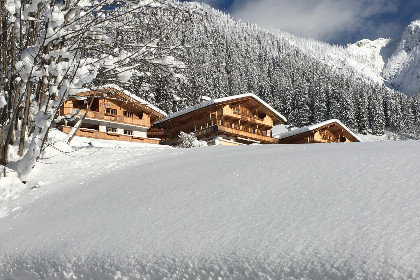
[382,20,420,96]
[186,2,420,97]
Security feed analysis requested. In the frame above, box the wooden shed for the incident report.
[57,86,166,144]
[151,93,287,146]
[277,119,362,144]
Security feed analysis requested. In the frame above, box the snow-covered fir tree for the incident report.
[99,0,420,138]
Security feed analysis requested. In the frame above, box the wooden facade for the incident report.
[152,94,287,146]
[277,119,362,144]
[57,87,166,144]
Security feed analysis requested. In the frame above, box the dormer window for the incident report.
[106,108,117,115]
[123,111,133,117]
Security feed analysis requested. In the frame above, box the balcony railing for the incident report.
[161,125,277,145]
[61,126,159,144]
[63,108,149,127]
[222,106,272,127]
[216,125,277,143]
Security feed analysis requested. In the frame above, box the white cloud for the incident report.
[230,0,398,43]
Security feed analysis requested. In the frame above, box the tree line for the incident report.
[104,1,420,138]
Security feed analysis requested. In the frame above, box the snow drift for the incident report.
[0,136,419,279]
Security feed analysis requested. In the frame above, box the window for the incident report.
[230,123,233,128]
[123,111,133,117]
[72,100,85,109]
[90,99,99,112]
[252,128,256,134]
[137,112,143,119]
[190,128,194,132]
[80,124,99,131]
[257,112,266,119]
[201,123,207,129]
[106,108,117,115]
[106,127,117,133]
[124,130,133,135]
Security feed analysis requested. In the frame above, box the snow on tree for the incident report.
[176,131,207,148]
[0,0,192,179]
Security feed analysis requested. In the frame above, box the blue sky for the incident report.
[182,0,420,45]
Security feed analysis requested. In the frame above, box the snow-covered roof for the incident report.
[75,84,167,117]
[277,119,362,142]
[154,93,287,125]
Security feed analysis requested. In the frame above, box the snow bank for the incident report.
[0,141,419,279]
[0,169,26,202]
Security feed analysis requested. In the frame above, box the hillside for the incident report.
[101,1,420,137]
[1,132,419,279]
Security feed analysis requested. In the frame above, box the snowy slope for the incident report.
[278,32,386,84]
[1,133,420,279]
[383,20,420,96]
[262,18,420,96]
[345,20,420,96]
[346,38,394,79]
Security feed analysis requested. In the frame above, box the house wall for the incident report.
[59,96,156,143]
[160,103,275,145]
[61,98,152,127]
[98,98,151,127]
[279,127,355,144]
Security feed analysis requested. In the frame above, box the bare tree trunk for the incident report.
[0,0,5,165]
[9,24,17,141]
[37,124,51,161]
[66,112,86,144]
[18,82,32,156]
[0,12,9,173]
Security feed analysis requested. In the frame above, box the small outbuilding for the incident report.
[277,119,362,144]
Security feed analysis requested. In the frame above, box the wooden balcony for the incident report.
[161,125,277,145]
[216,125,277,144]
[64,108,149,127]
[147,128,166,139]
[222,106,272,127]
[61,126,159,144]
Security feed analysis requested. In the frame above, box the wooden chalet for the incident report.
[151,94,287,146]
[277,119,362,144]
[58,86,166,144]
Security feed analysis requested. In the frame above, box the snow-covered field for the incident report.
[0,132,419,279]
